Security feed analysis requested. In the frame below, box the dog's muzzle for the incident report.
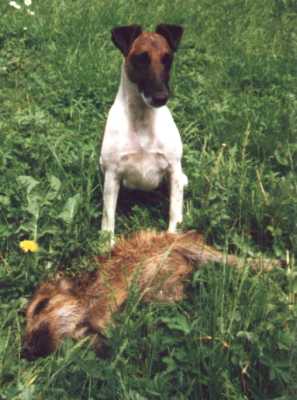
[151,93,168,107]
[141,92,169,108]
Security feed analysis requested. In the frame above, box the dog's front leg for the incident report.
[168,163,187,233]
[101,170,120,242]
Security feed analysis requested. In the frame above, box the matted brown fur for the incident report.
[21,230,280,361]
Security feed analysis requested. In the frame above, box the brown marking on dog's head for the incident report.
[111,24,183,108]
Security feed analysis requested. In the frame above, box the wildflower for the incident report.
[19,240,39,253]
[24,0,32,5]
[27,9,35,15]
[9,1,21,9]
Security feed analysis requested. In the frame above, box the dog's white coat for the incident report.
[100,64,187,238]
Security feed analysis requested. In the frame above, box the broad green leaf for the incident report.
[17,176,39,195]
[48,175,62,199]
[0,195,9,206]
[58,194,81,224]
[160,315,191,335]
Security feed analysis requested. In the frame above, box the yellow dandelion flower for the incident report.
[19,240,39,253]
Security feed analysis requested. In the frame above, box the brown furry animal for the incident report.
[21,230,280,361]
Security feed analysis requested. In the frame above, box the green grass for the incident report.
[0,0,297,398]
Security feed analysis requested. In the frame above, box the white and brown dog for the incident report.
[100,24,187,242]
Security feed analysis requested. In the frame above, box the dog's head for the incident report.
[21,278,87,361]
[111,24,183,108]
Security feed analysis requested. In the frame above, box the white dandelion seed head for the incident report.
[27,9,35,15]
[24,0,32,5]
[9,1,21,9]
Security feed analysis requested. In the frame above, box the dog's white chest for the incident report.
[119,150,168,191]
[101,101,179,192]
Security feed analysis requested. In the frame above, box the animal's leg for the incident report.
[168,163,187,233]
[101,170,120,243]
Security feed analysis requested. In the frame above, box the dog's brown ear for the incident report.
[111,25,142,56]
[155,24,183,51]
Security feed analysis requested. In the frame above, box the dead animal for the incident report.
[21,230,281,361]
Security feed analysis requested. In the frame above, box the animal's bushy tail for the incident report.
[174,231,283,272]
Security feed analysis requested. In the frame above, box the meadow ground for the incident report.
[0,0,297,398]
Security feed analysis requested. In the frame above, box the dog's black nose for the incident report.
[151,94,168,107]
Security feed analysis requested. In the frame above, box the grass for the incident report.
[0,0,297,398]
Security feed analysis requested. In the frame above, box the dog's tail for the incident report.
[174,231,283,272]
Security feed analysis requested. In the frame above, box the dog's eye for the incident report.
[162,53,173,68]
[132,52,150,67]
[33,298,49,316]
